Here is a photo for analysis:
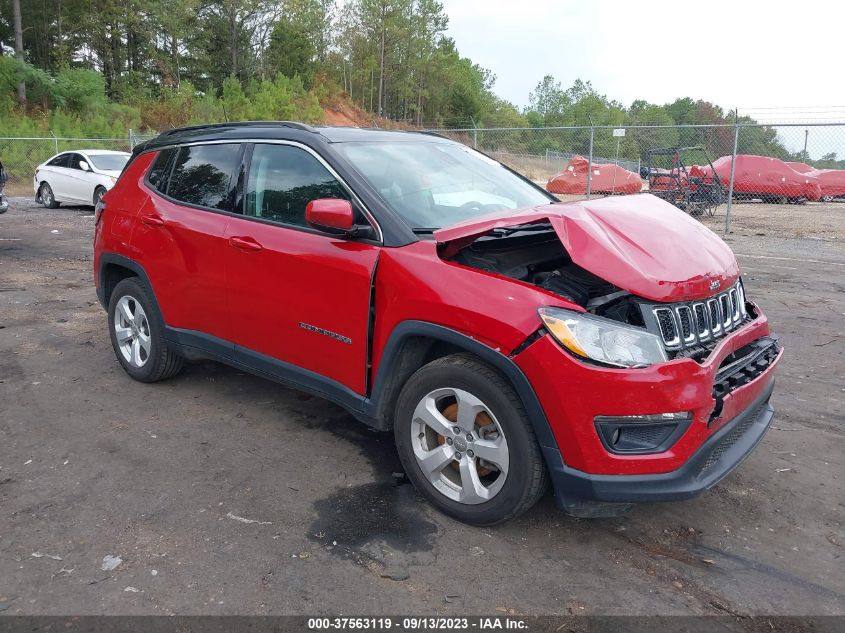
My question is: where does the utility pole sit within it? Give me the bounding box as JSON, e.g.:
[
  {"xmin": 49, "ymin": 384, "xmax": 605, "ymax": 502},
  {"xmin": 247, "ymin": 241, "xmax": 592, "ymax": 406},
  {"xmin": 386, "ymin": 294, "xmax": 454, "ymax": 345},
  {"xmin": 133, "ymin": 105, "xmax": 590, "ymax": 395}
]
[{"xmin": 12, "ymin": 0, "xmax": 26, "ymax": 108}]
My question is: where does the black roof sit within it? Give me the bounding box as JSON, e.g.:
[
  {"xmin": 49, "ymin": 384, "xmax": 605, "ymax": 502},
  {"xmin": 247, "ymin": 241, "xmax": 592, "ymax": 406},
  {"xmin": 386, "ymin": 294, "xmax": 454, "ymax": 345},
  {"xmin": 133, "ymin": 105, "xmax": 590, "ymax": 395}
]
[{"xmin": 136, "ymin": 121, "xmax": 451, "ymax": 153}]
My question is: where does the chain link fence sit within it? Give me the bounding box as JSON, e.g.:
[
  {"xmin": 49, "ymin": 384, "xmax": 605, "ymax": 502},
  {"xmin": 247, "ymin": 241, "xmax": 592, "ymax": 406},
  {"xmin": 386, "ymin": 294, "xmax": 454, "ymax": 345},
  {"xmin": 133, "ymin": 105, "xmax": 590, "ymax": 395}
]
[
  {"xmin": 0, "ymin": 134, "xmax": 136, "ymax": 197},
  {"xmin": 2, "ymin": 123, "xmax": 844, "ymax": 234}
]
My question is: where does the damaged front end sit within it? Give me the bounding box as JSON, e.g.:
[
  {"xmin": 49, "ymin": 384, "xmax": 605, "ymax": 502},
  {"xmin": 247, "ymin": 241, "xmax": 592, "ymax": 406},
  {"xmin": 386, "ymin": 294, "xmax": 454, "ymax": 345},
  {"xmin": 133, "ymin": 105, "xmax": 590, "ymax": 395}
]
[{"xmin": 436, "ymin": 194, "xmax": 772, "ymax": 368}]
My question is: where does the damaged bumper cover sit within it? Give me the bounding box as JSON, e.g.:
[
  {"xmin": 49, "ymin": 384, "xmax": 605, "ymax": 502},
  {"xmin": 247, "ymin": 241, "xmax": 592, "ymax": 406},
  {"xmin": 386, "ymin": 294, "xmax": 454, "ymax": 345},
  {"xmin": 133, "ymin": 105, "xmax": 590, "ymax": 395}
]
[
  {"xmin": 542, "ymin": 378, "xmax": 775, "ymax": 505},
  {"xmin": 513, "ymin": 305, "xmax": 782, "ymax": 507}
]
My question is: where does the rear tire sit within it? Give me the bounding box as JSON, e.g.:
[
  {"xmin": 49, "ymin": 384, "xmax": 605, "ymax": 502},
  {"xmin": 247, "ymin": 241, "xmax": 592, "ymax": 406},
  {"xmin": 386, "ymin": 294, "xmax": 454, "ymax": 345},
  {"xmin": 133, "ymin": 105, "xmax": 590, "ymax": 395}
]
[
  {"xmin": 394, "ymin": 353, "xmax": 548, "ymax": 526},
  {"xmin": 39, "ymin": 182, "xmax": 59, "ymax": 208},
  {"xmin": 108, "ymin": 277, "xmax": 183, "ymax": 383}
]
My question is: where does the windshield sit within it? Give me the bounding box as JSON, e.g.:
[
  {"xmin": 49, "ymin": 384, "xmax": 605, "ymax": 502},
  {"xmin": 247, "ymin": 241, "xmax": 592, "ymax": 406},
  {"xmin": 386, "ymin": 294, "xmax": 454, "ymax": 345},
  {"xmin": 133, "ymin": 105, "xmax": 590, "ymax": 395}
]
[
  {"xmin": 87, "ymin": 154, "xmax": 129, "ymax": 171},
  {"xmin": 335, "ymin": 141, "xmax": 553, "ymax": 230}
]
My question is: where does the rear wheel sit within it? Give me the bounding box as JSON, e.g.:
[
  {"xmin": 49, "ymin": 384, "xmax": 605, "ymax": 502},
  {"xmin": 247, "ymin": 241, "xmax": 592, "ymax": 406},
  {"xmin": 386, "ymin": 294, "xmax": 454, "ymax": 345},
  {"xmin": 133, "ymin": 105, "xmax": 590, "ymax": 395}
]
[
  {"xmin": 394, "ymin": 354, "xmax": 548, "ymax": 526},
  {"xmin": 108, "ymin": 277, "xmax": 183, "ymax": 383},
  {"xmin": 39, "ymin": 183, "xmax": 59, "ymax": 208}
]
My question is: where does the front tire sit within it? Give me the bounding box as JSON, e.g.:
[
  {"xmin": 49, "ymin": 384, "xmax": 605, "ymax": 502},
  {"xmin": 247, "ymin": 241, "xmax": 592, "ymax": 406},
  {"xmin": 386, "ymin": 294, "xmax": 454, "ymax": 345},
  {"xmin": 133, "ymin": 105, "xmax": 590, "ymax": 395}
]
[
  {"xmin": 93, "ymin": 186, "xmax": 107, "ymax": 206},
  {"xmin": 394, "ymin": 354, "xmax": 548, "ymax": 526},
  {"xmin": 107, "ymin": 278, "xmax": 183, "ymax": 383},
  {"xmin": 39, "ymin": 182, "xmax": 59, "ymax": 208}
]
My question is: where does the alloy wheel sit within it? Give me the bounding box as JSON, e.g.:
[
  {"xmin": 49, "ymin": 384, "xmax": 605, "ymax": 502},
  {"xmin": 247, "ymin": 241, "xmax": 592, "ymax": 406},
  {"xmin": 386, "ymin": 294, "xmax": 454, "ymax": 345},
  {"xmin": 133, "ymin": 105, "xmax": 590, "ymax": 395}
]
[
  {"xmin": 113, "ymin": 295, "xmax": 152, "ymax": 368},
  {"xmin": 410, "ymin": 387, "xmax": 509, "ymax": 504}
]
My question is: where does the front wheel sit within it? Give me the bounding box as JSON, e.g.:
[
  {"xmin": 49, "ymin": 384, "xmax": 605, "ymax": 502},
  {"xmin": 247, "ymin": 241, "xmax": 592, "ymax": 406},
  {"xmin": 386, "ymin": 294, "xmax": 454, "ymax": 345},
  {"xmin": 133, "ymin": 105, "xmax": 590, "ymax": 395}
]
[
  {"xmin": 394, "ymin": 354, "xmax": 548, "ymax": 526},
  {"xmin": 93, "ymin": 186, "xmax": 107, "ymax": 206}
]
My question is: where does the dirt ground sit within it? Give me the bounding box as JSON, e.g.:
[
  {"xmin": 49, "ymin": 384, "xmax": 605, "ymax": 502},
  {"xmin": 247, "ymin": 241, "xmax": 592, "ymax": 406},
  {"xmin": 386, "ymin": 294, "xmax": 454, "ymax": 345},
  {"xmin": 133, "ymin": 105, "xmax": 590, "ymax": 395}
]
[{"xmin": 0, "ymin": 196, "xmax": 843, "ymax": 616}]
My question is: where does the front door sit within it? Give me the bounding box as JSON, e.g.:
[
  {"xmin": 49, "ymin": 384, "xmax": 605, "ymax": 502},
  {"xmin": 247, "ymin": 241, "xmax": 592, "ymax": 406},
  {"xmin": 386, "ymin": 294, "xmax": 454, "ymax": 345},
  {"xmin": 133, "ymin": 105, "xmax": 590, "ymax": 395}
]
[
  {"xmin": 224, "ymin": 142, "xmax": 380, "ymax": 395},
  {"xmin": 66, "ymin": 153, "xmax": 93, "ymax": 202}
]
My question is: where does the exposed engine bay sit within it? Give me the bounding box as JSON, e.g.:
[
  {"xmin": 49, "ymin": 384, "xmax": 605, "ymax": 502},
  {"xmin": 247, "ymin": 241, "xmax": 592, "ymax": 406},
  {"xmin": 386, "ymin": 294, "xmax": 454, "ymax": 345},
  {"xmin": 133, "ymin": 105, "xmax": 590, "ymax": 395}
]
[
  {"xmin": 442, "ymin": 224, "xmax": 758, "ymax": 364},
  {"xmin": 445, "ymin": 225, "xmax": 645, "ymax": 327}
]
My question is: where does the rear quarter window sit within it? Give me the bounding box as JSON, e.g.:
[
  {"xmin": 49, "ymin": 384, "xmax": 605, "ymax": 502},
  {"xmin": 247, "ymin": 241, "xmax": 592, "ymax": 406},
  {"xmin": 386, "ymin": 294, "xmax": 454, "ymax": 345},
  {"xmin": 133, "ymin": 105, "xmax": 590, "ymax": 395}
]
[
  {"xmin": 167, "ymin": 144, "xmax": 241, "ymax": 211},
  {"xmin": 146, "ymin": 148, "xmax": 177, "ymax": 193}
]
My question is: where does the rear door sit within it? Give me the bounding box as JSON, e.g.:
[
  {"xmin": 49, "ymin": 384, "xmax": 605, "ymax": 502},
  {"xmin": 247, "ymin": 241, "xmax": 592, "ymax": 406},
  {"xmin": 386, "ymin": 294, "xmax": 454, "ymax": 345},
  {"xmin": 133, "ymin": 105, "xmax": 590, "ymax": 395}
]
[
  {"xmin": 131, "ymin": 143, "xmax": 243, "ymax": 348},
  {"xmin": 224, "ymin": 142, "xmax": 380, "ymax": 395},
  {"xmin": 40, "ymin": 153, "xmax": 72, "ymax": 200}
]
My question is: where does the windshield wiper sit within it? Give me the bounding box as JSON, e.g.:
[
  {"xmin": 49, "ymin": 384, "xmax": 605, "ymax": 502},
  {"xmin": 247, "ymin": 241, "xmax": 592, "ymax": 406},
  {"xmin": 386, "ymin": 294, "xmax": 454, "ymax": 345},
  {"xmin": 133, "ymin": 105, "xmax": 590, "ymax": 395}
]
[{"xmin": 412, "ymin": 227, "xmax": 439, "ymax": 234}]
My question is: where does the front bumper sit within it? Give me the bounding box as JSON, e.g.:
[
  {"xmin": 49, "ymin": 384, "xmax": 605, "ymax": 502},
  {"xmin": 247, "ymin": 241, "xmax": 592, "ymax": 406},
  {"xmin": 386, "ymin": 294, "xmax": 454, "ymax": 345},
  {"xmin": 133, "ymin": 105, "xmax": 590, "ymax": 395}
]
[
  {"xmin": 541, "ymin": 377, "xmax": 775, "ymax": 504},
  {"xmin": 515, "ymin": 305, "xmax": 781, "ymax": 474},
  {"xmin": 513, "ymin": 304, "xmax": 781, "ymax": 509}
]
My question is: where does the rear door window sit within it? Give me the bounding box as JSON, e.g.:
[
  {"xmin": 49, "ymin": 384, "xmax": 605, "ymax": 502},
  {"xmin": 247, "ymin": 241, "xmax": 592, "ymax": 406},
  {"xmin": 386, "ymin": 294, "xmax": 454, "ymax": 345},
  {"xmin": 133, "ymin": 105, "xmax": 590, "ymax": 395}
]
[
  {"xmin": 147, "ymin": 148, "xmax": 177, "ymax": 193},
  {"xmin": 167, "ymin": 143, "xmax": 242, "ymax": 211},
  {"xmin": 47, "ymin": 154, "xmax": 71, "ymax": 168},
  {"xmin": 245, "ymin": 143, "xmax": 349, "ymax": 227}
]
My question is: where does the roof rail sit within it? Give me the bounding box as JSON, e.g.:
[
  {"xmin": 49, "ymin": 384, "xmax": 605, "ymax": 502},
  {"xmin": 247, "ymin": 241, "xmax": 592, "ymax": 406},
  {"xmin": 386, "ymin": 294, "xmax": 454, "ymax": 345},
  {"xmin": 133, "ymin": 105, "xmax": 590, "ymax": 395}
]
[{"xmin": 159, "ymin": 121, "xmax": 318, "ymax": 136}]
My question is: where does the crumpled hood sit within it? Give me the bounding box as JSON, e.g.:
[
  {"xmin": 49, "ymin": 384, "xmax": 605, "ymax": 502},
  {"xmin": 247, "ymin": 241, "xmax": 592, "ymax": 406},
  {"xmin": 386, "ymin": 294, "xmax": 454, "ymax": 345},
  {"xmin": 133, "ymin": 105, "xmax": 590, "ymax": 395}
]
[{"xmin": 435, "ymin": 194, "xmax": 740, "ymax": 302}]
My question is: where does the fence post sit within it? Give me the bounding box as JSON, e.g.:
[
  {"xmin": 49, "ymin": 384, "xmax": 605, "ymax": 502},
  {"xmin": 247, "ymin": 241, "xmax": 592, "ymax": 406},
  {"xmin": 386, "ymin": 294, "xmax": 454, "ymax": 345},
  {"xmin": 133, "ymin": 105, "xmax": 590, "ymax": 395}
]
[
  {"xmin": 725, "ymin": 123, "xmax": 740, "ymax": 234},
  {"xmin": 50, "ymin": 130, "xmax": 58, "ymax": 155},
  {"xmin": 585, "ymin": 125, "xmax": 595, "ymax": 199},
  {"xmin": 128, "ymin": 128, "xmax": 134, "ymax": 149}
]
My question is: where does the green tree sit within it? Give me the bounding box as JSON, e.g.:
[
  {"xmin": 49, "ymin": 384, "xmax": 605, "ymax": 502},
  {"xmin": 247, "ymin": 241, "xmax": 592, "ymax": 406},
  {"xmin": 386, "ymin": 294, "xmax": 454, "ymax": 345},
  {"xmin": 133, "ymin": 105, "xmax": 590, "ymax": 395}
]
[{"xmin": 266, "ymin": 18, "xmax": 315, "ymax": 83}]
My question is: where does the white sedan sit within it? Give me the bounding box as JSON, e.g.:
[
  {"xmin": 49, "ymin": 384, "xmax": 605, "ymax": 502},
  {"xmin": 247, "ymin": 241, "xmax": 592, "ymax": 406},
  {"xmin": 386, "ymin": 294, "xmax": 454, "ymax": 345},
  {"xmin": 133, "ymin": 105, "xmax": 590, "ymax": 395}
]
[{"xmin": 34, "ymin": 149, "xmax": 130, "ymax": 208}]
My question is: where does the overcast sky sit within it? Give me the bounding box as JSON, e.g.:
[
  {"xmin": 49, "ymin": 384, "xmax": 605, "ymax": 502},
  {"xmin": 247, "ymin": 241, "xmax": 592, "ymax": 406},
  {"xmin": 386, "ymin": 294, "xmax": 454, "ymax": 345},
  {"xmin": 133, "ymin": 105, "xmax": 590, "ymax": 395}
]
[{"xmin": 443, "ymin": 0, "xmax": 845, "ymax": 121}]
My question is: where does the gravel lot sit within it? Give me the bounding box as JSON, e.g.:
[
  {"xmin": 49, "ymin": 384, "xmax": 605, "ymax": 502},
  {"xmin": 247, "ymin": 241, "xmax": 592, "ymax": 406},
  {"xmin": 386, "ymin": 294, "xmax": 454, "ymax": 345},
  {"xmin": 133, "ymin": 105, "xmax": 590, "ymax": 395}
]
[{"xmin": 0, "ymin": 196, "xmax": 843, "ymax": 616}]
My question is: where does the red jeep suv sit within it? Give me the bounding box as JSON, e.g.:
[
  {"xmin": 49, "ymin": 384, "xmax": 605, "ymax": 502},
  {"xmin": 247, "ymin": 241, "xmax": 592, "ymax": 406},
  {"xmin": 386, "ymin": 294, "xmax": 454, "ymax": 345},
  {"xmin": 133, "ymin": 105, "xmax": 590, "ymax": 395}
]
[{"xmin": 93, "ymin": 122, "xmax": 782, "ymax": 525}]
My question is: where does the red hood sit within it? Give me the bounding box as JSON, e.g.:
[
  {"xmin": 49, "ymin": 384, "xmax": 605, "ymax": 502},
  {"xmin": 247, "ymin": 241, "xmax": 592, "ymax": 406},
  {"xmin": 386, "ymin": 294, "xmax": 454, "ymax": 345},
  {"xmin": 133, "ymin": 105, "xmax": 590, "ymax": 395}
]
[{"xmin": 435, "ymin": 194, "xmax": 740, "ymax": 302}]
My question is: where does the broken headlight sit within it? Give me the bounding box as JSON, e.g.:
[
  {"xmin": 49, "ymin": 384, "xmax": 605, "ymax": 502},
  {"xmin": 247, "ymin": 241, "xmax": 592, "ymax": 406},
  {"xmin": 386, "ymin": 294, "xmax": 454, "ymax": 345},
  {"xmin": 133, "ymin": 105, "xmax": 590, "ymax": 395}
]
[{"xmin": 539, "ymin": 307, "xmax": 668, "ymax": 368}]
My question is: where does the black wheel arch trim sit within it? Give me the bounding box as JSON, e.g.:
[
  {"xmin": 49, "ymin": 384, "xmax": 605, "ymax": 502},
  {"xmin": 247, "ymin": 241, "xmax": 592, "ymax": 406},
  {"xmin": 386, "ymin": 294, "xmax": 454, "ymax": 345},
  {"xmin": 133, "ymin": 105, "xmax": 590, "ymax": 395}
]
[
  {"xmin": 365, "ymin": 320, "xmax": 559, "ymax": 450},
  {"xmin": 97, "ymin": 253, "xmax": 164, "ymax": 317}
]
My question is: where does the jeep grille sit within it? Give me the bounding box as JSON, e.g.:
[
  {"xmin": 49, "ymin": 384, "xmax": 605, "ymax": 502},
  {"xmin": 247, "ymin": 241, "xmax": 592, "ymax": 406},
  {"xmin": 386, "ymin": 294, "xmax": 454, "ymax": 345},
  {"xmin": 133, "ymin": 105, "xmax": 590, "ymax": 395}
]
[{"xmin": 642, "ymin": 281, "xmax": 750, "ymax": 355}]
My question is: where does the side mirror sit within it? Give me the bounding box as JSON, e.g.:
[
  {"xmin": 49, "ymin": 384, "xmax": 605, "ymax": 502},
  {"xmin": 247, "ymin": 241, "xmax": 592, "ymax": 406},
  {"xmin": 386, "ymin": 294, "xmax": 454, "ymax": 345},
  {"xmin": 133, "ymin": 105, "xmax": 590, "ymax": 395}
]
[
  {"xmin": 79, "ymin": 160, "xmax": 90, "ymax": 172},
  {"xmin": 305, "ymin": 198, "xmax": 355, "ymax": 234}
]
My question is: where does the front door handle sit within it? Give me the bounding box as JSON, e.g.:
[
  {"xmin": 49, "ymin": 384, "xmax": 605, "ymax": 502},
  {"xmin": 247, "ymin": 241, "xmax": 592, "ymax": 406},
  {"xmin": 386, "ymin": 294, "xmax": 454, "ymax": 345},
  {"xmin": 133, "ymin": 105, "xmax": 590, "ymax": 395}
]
[
  {"xmin": 228, "ymin": 236, "xmax": 263, "ymax": 252},
  {"xmin": 140, "ymin": 214, "xmax": 164, "ymax": 228}
]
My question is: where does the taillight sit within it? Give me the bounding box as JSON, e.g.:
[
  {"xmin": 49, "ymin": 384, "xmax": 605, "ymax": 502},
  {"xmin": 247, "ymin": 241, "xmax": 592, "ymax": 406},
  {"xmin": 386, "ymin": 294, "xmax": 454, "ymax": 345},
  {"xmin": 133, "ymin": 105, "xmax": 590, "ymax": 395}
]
[{"xmin": 94, "ymin": 199, "xmax": 106, "ymax": 225}]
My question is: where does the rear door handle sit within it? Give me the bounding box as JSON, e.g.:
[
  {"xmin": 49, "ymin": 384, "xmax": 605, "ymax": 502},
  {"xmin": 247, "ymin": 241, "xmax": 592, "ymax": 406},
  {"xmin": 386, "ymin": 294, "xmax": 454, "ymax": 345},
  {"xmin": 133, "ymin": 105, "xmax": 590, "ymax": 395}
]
[
  {"xmin": 228, "ymin": 236, "xmax": 263, "ymax": 252},
  {"xmin": 140, "ymin": 214, "xmax": 164, "ymax": 228}
]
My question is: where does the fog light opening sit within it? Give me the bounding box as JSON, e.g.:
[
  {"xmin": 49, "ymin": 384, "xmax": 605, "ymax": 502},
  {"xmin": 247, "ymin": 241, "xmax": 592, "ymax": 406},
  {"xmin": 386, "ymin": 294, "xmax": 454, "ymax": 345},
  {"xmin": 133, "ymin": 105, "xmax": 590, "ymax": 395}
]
[{"xmin": 594, "ymin": 412, "xmax": 693, "ymax": 455}]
